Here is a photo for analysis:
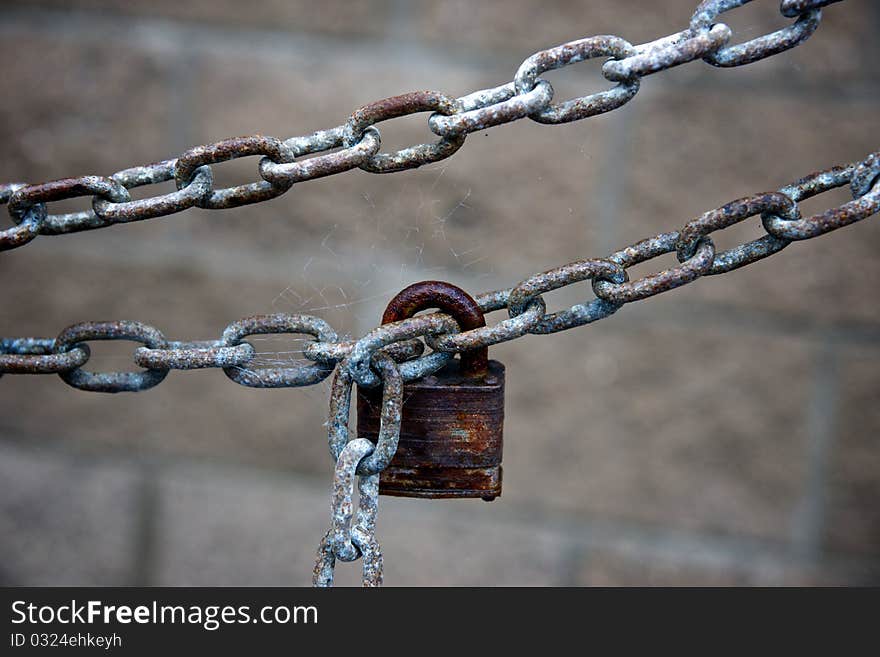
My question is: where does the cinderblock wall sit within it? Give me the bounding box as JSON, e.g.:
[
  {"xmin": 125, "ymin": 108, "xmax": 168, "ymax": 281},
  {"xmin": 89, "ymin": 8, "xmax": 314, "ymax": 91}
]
[{"xmin": 1, "ymin": 0, "xmax": 878, "ymax": 585}]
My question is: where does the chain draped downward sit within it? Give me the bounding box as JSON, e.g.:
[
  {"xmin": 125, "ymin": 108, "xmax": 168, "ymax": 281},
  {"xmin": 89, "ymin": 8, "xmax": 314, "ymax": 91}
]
[
  {"xmin": 2, "ymin": 150, "xmax": 878, "ymax": 393},
  {"xmin": 313, "ymin": 351, "xmax": 404, "ymax": 587},
  {"xmin": 0, "ymin": 0, "xmax": 842, "ymax": 252}
]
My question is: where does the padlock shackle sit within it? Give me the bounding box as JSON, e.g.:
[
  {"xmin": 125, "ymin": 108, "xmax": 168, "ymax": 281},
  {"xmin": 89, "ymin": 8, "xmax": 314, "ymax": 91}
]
[{"xmin": 382, "ymin": 280, "xmax": 488, "ymax": 377}]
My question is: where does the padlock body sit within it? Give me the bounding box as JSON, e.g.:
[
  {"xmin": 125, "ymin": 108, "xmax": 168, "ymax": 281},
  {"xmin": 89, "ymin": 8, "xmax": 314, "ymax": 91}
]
[{"xmin": 356, "ymin": 359, "xmax": 504, "ymax": 500}]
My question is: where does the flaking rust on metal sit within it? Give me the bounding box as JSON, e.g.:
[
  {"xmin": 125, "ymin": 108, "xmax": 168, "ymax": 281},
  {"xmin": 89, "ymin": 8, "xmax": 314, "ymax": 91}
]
[
  {"xmin": 593, "ymin": 231, "xmax": 715, "ymax": 303},
  {"xmin": 502, "ymin": 259, "xmax": 625, "ymax": 335},
  {"xmin": 220, "ymin": 313, "xmax": 337, "ymax": 388},
  {"xmin": 0, "ymin": 338, "xmax": 90, "ymax": 375},
  {"xmin": 604, "ymin": 24, "xmax": 731, "ymax": 80},
  {"xmin": 134, "ymin": 341, "xmax": 255, "ymax": 370},
  {"xmin": 7, "ymin": 175, "xmax": 131, "ymax": 234},
  {"xmin": 691, "ymin": 1, "xmax": 821, "ymax": 68},
  {"xmin": 259, "ymin": 128, "xmax": 381, "ymax": 185},
  {"xmin": 515, "ymin": 35, "xmax": 640, "ymax": 124},
  {"xmin": 358, "ymin": 359, "xmax": 505, "ymax": 500},
  {"xmin": 313, "ymin": 438, "xmax": 384, "ymax": 587},
  {"xmin": 98, "ymin": 162, "xmax": 213, "ymax": 224},
  {"xmin": 676, "ymin": 192, "xmax": 794, "ymax": 274},
  {"xmin": 345, "ymin": 312, "xmax": 459, "ymax": 388},
  {"xmin": 174, "ymin": 135, "xmax": 291, "ymax": 209},
  {"xmin": 507, "ymin": 259, "xmax": 623, "ymax": 318},
  {"xmin": 3, "ymin": 148, "xmax": 879, "ymax": 392},
  {"xmin": 765, "ymin": 186, "xmax": 880, "ymax": 240},
  {"xmin": 327, "ymin": 352, "xmax": 403, "ymax": 476},
  {"xmin": 0, "ymin": 0, "xmax": 841, "ymax": 252},
  {"xmin": 357, "ymin": 281, "xmax": 504, "ymax": 500},
  {"xmin": 429, "ymin": 81, "xmax": 553, "ymax": 137},
  {"xmin": 305, "ymin": 336, "xmax": 424, "ymax": 365},
  {"xmin": 851, "ymin": 152, "xmax": 880, "ymax": 199},
  {"xmin": 428, "ymin": 296, "xmax": 546, "ymax": 352},
  {"xmin": 343, "ymin": 91, "xmax": 465, "ymax": 173},
  {"xmin": 381, "ymin": 280, "xmax": 488, "ymax": 376},
  {"xmin": 766, "ymin": 157, "xmax": 880, "ymax": 240},
  {"xmin": 781, "ymin": 0, "xmax": 842, "ymax": 19},
  {"xmin": 48, "ymin": 320, "xmax": 168, "ymax": 393}
]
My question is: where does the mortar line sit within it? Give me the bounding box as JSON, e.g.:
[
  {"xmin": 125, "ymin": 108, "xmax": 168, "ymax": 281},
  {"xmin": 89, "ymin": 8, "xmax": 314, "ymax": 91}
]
[
  {"xmin": 2, "ymin": 433, "xmax": 875, "ymax": 578},
  {"xmin": 0, "ymin": 6, "xmax": 876, "ymax": 101},
  {"xmin": 167, "ymin": 39, "xmax": 198, "ymax": 248},
  {"xmin": 790, "ymin": 335, "xmax": 840, "ymax": 561},
  {"xmin": 13, "ymin": 229, "xmax": 880, "ymax": 345},
  {"xmin": 129, "ymin": 460, "xmax": 161, "ymax": 586},
  {"xmin": 5, "ymin": 242, "xmax": 880, "ymax": 351}
]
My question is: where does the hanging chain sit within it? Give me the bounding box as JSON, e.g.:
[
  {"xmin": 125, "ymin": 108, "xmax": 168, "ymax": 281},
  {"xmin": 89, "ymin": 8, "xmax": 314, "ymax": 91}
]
[
  {"xmin": 0, "ymin": 0, "xmax": 840, "ymax": 252},
  {"xmin": 313, "ymin": 438, "xmax": 385, "ymax": 587},
  {"xmin": 313, "ymin": 352, "xmax": 403, "ymax": 587},
  {"xmin": 2, "ymin": 149, "xmax": 878, "ymax": 392}
]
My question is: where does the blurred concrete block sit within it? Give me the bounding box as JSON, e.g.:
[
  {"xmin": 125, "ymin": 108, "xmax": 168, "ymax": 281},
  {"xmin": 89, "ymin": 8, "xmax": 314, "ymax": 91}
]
[
  {"xmin": 13, "ymin": 0, "xmax": 394, "ymax": 39},
  {"xmin": 574, "ymin": 547, "xmax": 839, "ymax": 586},
  {"xmin": 0, "ymin": 31, "xmax": 174, "ymax": 183},
  {"xmin": 152, "ymin": 465, "xmax": 330, "ymax": 586},
  {"xmin": 494, "ymin": 320, "xmax": 815, "ymax": 542},
  {"xmin": 411, "ymin": 0, "xmax": 877, "ymax": 79},
  {"xmin": 621, "ymin": 85, "xmax": 880, "ymax": 325},
  {"xmin": 826, "ymin": 346, "xmax": 880, "ymax": 557},
  {"xmin": 0, "ymin": 442, "xmax": 141, "ymax": 585},
  {"xmin": 152, "ymin": 463, "xmax": 571, "ymax": 586},
  {"xmin": 0, "ymin": 0, "xmax": 877, "ymax": 584}
]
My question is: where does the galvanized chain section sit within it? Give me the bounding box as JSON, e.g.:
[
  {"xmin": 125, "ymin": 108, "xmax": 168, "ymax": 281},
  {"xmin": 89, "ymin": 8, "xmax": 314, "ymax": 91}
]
[
  {"xmin": 313, "ymin": 352, "xmax": 404, "ymax": 586},
  {"xmin": 0, "ymin": 0, "xmax": 839, "ymax": 252},
  {"xmin": 313, "ymin": 438, "xmax": 385, "ymax": 587},
  {"xmin": 3, "ymin": 150, "xmax": 878, "ymax": 392}
]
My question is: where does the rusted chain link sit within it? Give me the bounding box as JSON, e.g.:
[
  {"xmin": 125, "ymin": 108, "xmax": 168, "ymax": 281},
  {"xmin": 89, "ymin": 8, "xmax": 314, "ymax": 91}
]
[
  {"xmin": 313, "ymin": 438, "xmax": 384, "ymax": 587},
  {"xmin": 0, "ymin": 0, "xmax": 841, "ymax": 252},
  {"xmin": 314, "ymin": 352, "xmax": 403, "ymax": 587},
  {"xmin": 780, "ymin": 0, "xmax": 842, "ymax": 18},
  {"xmin": 3, "ymin": 150, "xmax": 878, "ymax": 392},
  {"xmin": 329, "ymin": 352, "xmax": 403, "ymax": 476}
]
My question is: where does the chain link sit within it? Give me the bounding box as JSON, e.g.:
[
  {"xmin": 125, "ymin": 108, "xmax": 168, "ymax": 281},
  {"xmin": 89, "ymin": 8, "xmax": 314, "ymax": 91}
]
[
  {"xmin": 328, "ymin": 352, "xmax": 403, "ymax": 476},
  {"xmin": 313, "ymin": 438, "xmax": 384, "ymax": 587},
  {"xmin": 0, "ymin": 338, "xmax": 89, "ymax": 375},
  {"xmin": 343, "ymin": 91, "xmax": 465, "ymax": 173},
  {"xmin": 691, "ymin": 0, "xmax": 822, "ymax": 67},
  {"xmin": 763, "ymin": 161, "xmax": 880, "ymax": 240},
  {"xmin": 53, "ymin": 321, "xmax": 169, "ymax": 393},
  {"xmin": 515, "ymin": 35, "xmax": 640, "ymax": 124},
  {"xmin": 219, "ymin": 314, "xmax": 337, "ymax": 388},
  {"xmin": 592, "ymin": 233, "xmax": 716, "ymax": 303},
  {"xmin": 780, "ymin": 0, "xmax": 842, "ymax": 18},
  {"xmin": 315, "ymin": 352, "xmax": 404, "ymax": 587},
  {"xmin": 0, "ymin": 0, "xmax": 841, "ymax": 252},
  {"xmin": 602, "ymin": 25, "xmax": 732, "ymax": 81},
  {"xmin": 3, "ymin": 150, "xmax": 877, "ymax": 393},
  {"xmin": 96, "ymin": 161, "xmax": 214, "ymax": 224}
]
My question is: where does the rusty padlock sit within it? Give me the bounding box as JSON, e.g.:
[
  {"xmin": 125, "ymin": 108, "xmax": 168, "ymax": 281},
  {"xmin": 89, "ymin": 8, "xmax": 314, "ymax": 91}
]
[{"xmin": 357, "ymin": 281, "xmax": 505, "ymax": 501}]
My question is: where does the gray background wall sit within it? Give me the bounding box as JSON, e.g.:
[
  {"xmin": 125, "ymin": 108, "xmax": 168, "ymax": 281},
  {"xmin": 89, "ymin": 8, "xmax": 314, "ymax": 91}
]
[{"xmin": 0, "ymin": 0, "xmax": 878, "ymax": 585}]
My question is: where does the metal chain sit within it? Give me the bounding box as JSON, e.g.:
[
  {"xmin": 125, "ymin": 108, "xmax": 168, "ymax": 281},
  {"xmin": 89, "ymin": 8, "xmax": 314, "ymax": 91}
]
[
  {"xmin": 314, "ymin": 353, "xmax": 403, "ymax": 587},
  {"xmin": 313, "ymin": 439, "xmax": 385, "ymax": 587},
  {"xmin": 0, "ymin": 0, "xmax": 864, "ymax": 589},
  {"xmin": 0, "ymin": 0, "xmax": 839, "ymax": 252},
  {"xmin": 3, "ymin": 150, "xmax": 878, "ymax": 391}
]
